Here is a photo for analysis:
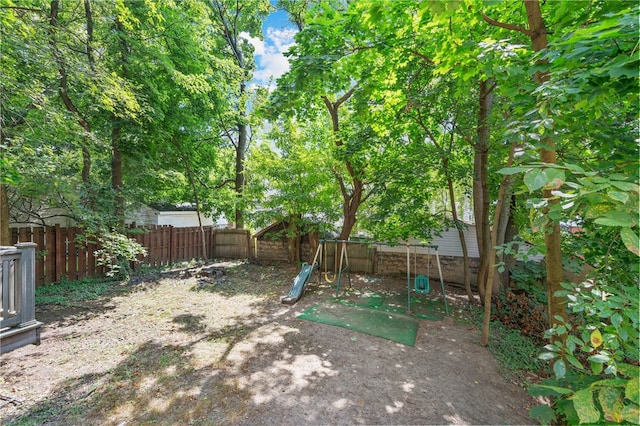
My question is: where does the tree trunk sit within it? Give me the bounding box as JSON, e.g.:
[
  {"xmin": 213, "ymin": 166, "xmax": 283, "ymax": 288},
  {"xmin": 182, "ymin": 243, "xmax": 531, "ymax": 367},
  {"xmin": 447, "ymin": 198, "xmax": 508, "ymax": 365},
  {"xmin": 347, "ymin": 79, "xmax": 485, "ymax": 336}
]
[
  {"xmin": 493, "ymin": 174, "xmax": 514, "ymax": 291},
  {"xmin": 524, "ymin": 0, "xmax": 567, "ymax": 327},
  {"xmin": 323, "ymin": 89, "xmax": 367, "ymax": 241},
  {"xmin": 111, "ymin": 16, "xmax": 128, "ymax": 229},
  {"xmin": 286, "ymin": 217, "xmax": 302, "ymax": 264},
  {"xmin": 474, "ymin": 79, "xmax": 494, "ymax": 303},
  {"xmin": 501, "ymin": 198, "xmax": 519, "ymax": 288},
  {"xmin": 183, "ymin": 148, "xmax": 208, "ymax": 261},
  {"xmin": 481, "ymin": 0, "xmax": 567, "ymax": 328},
  {"xmin": 49, "ymin": 0, "xmax": 93, "ymax": 199},
  {"xmin": 447, "ymin": 175, "xmax": 475, "ymax": 303},
  {"xmin": 111, "ymin": 123, "xmax": 124, "ymax": 227},
  {"xmin": 481, "ymin": 144, "xmax": 517, "ymax": 346},
  {"xmin": 0, "ymin": 185, "xmax": 9, "ymax": 246},
  {"xmin": 339, "ymin": 179, "xmax": 363, "ymax": 240},
  {"xmin": 235, "ymin": 81, "xmax": 247, "ymax": 229},
  {"xmin": 308, "ymin": 230, "xmax": 320, "ymax": 264}
]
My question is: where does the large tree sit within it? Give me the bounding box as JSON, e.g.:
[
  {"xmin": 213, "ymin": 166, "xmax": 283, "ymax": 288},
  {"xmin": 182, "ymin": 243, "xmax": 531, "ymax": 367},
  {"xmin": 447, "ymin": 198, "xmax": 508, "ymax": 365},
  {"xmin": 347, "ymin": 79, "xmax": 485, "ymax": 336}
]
[
  {"xmin": 207, "ymin": 0, "xmax": 271, "ymax": 229},
  {"xmin": 246, "ymin": 117, "xmax": 341, "ymax": 262},
  {"xmin": 1, "ymin": 0, "xmax": 242, "ymax": 242}
]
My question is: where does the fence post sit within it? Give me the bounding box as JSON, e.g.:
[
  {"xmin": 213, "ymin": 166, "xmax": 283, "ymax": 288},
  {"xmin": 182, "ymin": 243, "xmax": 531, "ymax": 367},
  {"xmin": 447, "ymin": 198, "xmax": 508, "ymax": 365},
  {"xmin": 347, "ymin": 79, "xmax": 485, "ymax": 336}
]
[
  {"xmin": 246, "ymin": 230, "xmax": 252, "ymax": 259},
  {"xmin": 16, "ymin": 242, "xmax": 37, "ymax": 326},
  {"xmin": 170, "ymin": 226, "xmax": 176, "ymax": 264},
  {"xmin": 55, "ymin": 224, "xmax": 65, "ymax": 282}
]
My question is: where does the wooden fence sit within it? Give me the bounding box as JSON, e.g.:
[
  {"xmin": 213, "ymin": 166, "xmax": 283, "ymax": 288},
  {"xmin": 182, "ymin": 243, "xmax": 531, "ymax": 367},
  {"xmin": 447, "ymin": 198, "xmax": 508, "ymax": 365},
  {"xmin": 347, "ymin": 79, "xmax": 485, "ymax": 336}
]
[{"xmin": 10, "ymin": 225, "xmax": 251, "ymax": 287}]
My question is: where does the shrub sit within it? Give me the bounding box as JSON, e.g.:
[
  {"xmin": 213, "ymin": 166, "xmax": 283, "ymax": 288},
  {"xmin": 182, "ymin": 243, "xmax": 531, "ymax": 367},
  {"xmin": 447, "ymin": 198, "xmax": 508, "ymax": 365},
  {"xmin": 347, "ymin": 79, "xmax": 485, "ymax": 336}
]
[
  {"xmin": 529, "ymin": 279, "xmax": 640, "ymax": 424},
  {"xmin": 93, "ymin": 231, "xmax": 147, "ymax": 279}
]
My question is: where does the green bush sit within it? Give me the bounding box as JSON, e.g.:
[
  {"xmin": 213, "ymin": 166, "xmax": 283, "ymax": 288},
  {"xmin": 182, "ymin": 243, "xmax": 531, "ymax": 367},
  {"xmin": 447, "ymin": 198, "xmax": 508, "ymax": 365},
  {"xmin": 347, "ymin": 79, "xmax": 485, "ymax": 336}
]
[
  {"xmin": 529, "ymin": 279, "xmax": 640, "ymax": 424},
  {"xmin": 92, "ymin": 231, "xmax": 147, "ymax": 279}
]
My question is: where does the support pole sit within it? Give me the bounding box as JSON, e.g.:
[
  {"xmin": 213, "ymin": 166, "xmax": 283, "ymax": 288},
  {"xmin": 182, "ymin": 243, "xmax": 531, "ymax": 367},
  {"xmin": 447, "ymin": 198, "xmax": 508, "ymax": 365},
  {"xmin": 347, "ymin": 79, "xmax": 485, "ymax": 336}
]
[
  {"xmin": 406, "ymin": 244, "xmax": 411, "ymax": 313},
  {"xmin": 335, "ymin": 241, "xmax": 348, "ymax": 297},
  {"xmin": 311, "ymin": 241, "xmax": 323, "ymax": 284},
  {"xmin": 435, "ymin": 250, "xmax": 449, "ymax": 315}
]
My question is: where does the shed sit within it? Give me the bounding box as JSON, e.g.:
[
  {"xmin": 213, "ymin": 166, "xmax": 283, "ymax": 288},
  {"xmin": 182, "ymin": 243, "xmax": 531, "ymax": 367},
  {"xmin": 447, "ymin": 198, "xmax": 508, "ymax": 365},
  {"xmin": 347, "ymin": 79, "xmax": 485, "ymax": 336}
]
[{"xmin": 253, "ymin": 221, "xmax": 315, "ymax": 262}]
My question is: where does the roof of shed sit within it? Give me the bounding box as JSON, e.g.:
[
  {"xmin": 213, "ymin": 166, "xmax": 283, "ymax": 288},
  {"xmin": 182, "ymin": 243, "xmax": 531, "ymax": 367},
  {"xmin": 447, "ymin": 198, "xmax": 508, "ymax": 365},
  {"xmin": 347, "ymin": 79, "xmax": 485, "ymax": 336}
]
[
  {"xmin": 253, "ymin": 221, "xmax": 289, "ymax": 239},
  {"xmin": 148, "ymin": 202, "xmax": 197, "ymax": 212}
]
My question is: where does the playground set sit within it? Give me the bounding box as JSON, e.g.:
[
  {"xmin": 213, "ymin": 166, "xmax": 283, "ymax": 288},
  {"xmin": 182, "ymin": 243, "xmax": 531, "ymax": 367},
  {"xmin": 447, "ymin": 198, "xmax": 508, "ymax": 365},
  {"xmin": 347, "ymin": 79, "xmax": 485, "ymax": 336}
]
[{"xmin": 282, "ymin": 239, "xmax": 450, "ymax": 346}]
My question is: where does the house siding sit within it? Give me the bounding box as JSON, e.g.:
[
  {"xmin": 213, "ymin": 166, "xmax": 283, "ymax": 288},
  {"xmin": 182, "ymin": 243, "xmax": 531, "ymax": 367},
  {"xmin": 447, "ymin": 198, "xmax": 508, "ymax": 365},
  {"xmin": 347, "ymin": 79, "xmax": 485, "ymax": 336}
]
[
  {"xmin": 128, "ymin": 207, "xmax": 214, "ymax": 228},
  {"xmin": 375, "ymin": 226, "xmax": 480, "ymax": 258}
]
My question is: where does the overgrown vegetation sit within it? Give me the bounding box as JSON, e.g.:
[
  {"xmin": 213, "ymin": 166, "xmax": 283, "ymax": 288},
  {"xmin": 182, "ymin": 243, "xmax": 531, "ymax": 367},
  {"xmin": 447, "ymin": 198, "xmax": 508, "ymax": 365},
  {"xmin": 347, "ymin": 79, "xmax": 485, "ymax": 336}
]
[
  {"xmin": 465, "ymin": 304, "xmax": 548, "ymax": 386},
  {"xmin": 90, "ymin": 231, "xmax": 147, "ymax": 279},
  {"xmin": 35, "ymin": 276, "xmax": 119, "ymax": 306}
]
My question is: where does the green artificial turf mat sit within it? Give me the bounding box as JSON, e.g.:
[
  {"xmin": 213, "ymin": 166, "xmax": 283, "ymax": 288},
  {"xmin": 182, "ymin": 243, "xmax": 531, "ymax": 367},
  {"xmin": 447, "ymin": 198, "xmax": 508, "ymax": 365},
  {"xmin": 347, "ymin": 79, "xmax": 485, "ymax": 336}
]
[
  {"xmin": 298, "ymin": 301, "xmax": 420, "ymax": 346},
  {"xmin": 334, "ymin": 293, "xmax": 445, "ymax": 321}
]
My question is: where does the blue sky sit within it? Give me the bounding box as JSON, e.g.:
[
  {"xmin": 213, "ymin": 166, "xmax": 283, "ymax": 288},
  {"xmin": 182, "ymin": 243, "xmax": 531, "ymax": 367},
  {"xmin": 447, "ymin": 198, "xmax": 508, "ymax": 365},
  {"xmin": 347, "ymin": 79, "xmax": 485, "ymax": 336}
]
[{"xmin": 242, "ymin": 9, "xmax": 298, "ymax": 89}]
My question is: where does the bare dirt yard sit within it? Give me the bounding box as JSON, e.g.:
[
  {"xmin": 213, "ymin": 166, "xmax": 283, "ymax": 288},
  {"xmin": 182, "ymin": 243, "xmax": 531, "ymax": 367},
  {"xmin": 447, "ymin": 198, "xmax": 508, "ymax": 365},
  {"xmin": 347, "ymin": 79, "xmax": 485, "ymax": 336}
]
[{"xmin": 1, "ymin": 260, "xmax": 536, "ymax": 425}]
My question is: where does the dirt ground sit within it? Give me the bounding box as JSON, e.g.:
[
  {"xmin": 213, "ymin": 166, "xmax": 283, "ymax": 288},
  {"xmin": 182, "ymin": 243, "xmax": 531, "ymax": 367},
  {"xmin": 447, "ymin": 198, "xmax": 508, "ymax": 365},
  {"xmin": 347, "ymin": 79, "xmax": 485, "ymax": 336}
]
[{"xmin": 1, "ymin": 260, "xmax": 536, "ymax": 425}]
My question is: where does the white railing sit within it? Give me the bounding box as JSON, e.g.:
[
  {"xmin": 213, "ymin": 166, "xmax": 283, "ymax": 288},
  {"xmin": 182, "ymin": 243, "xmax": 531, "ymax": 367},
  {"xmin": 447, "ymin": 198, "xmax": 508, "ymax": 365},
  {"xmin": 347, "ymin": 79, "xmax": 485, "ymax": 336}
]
[{"xmin": 1, "ymin": 243, "xmax": 42, "ymax": 354}]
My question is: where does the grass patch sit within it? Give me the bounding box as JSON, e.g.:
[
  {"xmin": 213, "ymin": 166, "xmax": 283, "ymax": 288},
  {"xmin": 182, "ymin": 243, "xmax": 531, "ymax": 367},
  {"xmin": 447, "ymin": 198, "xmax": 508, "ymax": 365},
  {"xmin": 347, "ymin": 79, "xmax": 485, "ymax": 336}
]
[
  {"xmin": 486, "ymin": 320, "xmax": 549, "ymax": 383},
  {"xmin": 465, "ymin": 305, "xmax": 548, "ymax": 385},
  {"xmin": 35, "ymin": 276, "xmax": 120, "ymax": 306}
]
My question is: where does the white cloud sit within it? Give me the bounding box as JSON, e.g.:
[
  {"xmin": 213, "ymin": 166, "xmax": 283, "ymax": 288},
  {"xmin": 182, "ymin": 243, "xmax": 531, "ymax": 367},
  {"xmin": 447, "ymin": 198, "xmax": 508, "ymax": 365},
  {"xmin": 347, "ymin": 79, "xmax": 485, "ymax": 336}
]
[
  {"xmin": 240, "ymin": 31, "xmax": 265, "ymax": 56},
  {"xmin": 266, "ymin": 27, "xmax": 297, "ymax": 52},
  {"xmin": 248, "ymin": 27, "xmax": 297, "ymax": 87}
]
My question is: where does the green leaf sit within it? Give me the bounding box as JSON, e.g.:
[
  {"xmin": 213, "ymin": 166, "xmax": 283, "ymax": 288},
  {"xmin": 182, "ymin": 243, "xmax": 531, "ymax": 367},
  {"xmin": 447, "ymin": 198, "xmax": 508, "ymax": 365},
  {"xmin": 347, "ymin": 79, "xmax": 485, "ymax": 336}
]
[
  {"xmin": 620, "ymin": 228, "xmax": 640, "ymax": 256},
  {"xmin": 498, "ymin": 166, "xmax": 526, "ymax": 175},
  {"xmin": 626, "ymin": 375, "xmax": 640, "ymax": 404},
  {"xmin": 566, "ymin": 354, "xmax": 584, "ymax": 370},
  {"xmin": 591, "ymin": 361, "xmax": 604, "ymax": 375},
  {"xmin": 617, "ymin": 364, "xmax": 639, "ymax": 378},
  {"xmin": 599, "ymin": 387, "xmax": 624, "ymax": 423},
  {"xmin": 607, "ymin": 189, "xmax": 630, "ymax": 204},
  {"xmin": 554, "ymin": 359, "xmax": 567, "ymax": 378},
  {"xmin": 529, "ymin": 404, "xmax": 556, "ymax": 425},
  {"xmin": 524, "ymin": 169, "xmax": 547, "ymax": 192},
  {"xmin": 565, "ymin": 163, "xmax": 585, "ymax": 173},
  {"xmin": 591, "ymin": 379, "xmax": 627, "ymax": 388},
  {"xmin": 544, "ymin": 168, "xmax": 566, "ymax": 189},
  {"xmin": 610, "ymin": 312, "xmax": 623, "ymax": 328},
  {"xmin": 571, "ymin": 388, "xmax": 601, "ymax": 424},
  {"xmin": 588, "ymin": 353, "xmax": 610, "ymax": 363},
  {"xmin": 595, "ymin": 214, "xmax": 635, "ymax": 227},
  {"xmin": 607, "ymin": 54, "xmax": 639, "ymax": 78},
  {"xmin": 611, "ymin": 180, "xmax": 640, "ymax": 192},
  {"xmin": 529, "ymin": 384, "xmax": 573, "ymax": 396},
  {"xmin": 622, "ymin": 404, "xmax": 640, "ymax": 424},
  {"xmin": 539, "ymin": 352, "xmax": 557, "ymax": 361}
]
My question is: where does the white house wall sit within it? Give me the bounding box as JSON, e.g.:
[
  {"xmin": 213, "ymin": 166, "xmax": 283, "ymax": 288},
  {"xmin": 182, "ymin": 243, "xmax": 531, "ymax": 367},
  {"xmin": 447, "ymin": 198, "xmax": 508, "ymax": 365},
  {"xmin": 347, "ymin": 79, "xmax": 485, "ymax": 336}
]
[
  {"xmin": 128, "ymin": 205, "xmax": 158, "ymax": 226},
  {"xmin": 156, "ymin": 212, "xmax": 214, "ymax": 228},
  {"xmin": 376, "ymin": 225, "xmax": 480, "ymax": 258}
]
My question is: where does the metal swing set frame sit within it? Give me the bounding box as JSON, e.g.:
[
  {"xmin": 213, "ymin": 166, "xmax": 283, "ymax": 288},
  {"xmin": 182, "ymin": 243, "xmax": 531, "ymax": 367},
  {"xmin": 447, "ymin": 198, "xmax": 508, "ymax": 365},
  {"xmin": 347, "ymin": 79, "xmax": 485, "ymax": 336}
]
[{"xmin": 307, "ymin": 239, "xmax": 449, "ymax": 315}]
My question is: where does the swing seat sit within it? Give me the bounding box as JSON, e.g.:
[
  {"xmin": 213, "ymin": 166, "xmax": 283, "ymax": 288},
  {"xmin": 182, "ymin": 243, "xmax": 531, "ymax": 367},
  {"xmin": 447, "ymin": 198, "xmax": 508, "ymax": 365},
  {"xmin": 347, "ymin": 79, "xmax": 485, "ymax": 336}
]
[
  {"xmin": 324, "ymin": 272, "xmax": 337, "ymax": 283},
  {"xmin": 414, "ymin": 274, "xmax": 430, "ymax": 294}
]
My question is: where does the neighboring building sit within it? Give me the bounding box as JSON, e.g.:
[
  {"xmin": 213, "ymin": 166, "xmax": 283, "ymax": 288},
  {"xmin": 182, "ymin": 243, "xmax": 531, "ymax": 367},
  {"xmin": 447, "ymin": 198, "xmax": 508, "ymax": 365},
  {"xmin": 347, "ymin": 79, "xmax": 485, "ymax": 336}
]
[
  {"xmin": 9, "ymin": 201, "xmax": 227, "ymax": 229},
  {"xmin": 377, "ymin": 225, "xmax": 544, "ymax": 263},
  {"xmin": 376, "ymin": 225, "xmax": 480, "ymax": 258},
  {"xmin": 8, "ymin": 206, "xmax": 76, "ymax": 228},
  {"xmin": 127, "ymin": 203, "xmax": 228, "ymax": 228}
]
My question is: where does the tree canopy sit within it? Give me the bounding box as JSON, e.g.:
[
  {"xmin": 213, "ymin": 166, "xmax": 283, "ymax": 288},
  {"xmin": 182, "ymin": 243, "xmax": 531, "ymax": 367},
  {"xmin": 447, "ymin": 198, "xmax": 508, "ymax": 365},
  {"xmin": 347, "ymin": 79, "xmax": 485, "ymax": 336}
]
[{"xmin": 2, "ymin": 1, "xmax": 638, "ymax": 422}]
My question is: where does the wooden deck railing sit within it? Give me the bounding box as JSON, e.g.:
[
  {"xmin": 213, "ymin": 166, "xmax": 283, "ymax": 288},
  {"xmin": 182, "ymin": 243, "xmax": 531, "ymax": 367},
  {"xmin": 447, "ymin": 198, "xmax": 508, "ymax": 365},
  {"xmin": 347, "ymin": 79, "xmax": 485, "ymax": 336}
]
[{"xmin": 1, "ymin": 243, "xmax": 43, "ymax": 354}]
